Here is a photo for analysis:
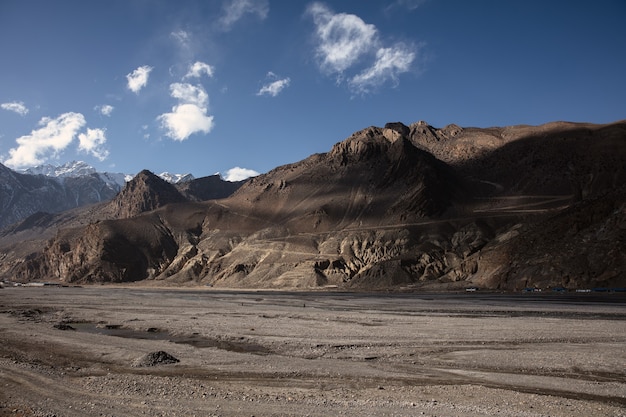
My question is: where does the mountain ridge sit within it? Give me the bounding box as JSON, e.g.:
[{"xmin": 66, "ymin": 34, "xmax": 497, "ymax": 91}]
[
  {"xmin": 1, "ymin": 119, "xmax": 624, "ymax": 291},
  {"xmin": 0, "ymin": 161, "xmax": 243, "ymax": 231}
]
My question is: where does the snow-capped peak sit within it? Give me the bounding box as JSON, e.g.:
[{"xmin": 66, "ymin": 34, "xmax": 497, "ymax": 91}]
[
  {"xmin": 19, "ymin": 161, "xmax": 194, "ymax": 186},
  {"xmin": 158, "ymin": 172, "xmax": 195, "ymax": 184},
  {"xmin": 20, "ymin": 161, "xmax": 128, "ymax": 189},
  {"xmin": 21, "ymin": 161, "xmax": 96, "ymax": 178}
]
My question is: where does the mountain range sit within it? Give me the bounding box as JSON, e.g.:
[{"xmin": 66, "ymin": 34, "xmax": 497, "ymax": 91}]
[
  {"xmin": 1, "ymin": 119, "xmax": 624, "ymax": 291},
  {"xmin": 0, "ymin": 161, "xmax": 209, "ymax": 230}
]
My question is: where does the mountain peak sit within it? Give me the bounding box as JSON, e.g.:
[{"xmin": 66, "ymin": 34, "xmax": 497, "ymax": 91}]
[
  {"xmin": 111, "ymin": 170, "xmax": 187, "ymax": 218},
  {"xmin": 158, "ymin": 172, "xmax": 195, "ymax": 184}
]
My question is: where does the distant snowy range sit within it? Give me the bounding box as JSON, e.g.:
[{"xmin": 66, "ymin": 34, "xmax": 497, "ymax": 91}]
[
  {"xmin": 0, "ymin": 161, "xmax": 198, "ymax": 230},
  {"xmin": 20, "ymin": 160, "xmax": 195, "ymax": 187}
]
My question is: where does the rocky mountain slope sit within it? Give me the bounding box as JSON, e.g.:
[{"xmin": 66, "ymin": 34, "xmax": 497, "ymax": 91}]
[
  {"xmin": 1, "ymin": 120, "xmax": 624, "ymax": 291},
  {"xmin": 0, "ymin": 162, "xmax": 122, "ymax": 230}
]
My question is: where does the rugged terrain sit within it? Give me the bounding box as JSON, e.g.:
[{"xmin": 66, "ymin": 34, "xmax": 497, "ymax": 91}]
[
  {"xmin": 0, "ymin": 162, "xmax": 122, "ymax": 230},
  {"xmin": 1, "ymin": 286, "xmax": 625, "ymax": 417},
  {"xmin": 1, "ymin": 120, "xmax": 625, "ymax": 291}
]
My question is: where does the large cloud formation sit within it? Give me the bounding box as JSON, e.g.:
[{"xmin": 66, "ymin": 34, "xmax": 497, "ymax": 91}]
[
  {"xmin": 3, "ymin": 112, "xmax": 109, "ymax": 168},
  {"xmin": 157, "ymin": 83, "xmax": 214, "ymax": 141},
  {"xmin": 307, "ymin": 2, "xmax": 417, "ymax": 94}
]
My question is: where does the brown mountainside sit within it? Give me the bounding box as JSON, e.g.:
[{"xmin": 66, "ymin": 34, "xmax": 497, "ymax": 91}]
[
  {"xmin": 1, "ymin": 119, "xmax": 625, "ymax": 291},
  {"xmin": 223, "ymin": 125, "xmax": 463, "ymax": 232},
  {"xmin": 110, "ymin": 170, "xmax": 188, "ymax": 219}
]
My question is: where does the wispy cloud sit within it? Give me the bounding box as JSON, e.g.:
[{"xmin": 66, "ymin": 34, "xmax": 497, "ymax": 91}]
[
  {"xmin": 218, "ymin": 0, "xmax": 269, "ymax": 31},
  {"xmin": 349, "ymin": 44, "xmax": 417, "ymax": 94},
  {"xmin": 222, "ymin": 166, "xmax": 259, "ymax": 181},
  {"xmin": 184, "ymin": 61, "xmax": 214, "ymax": 79},
  {"xmin": 3, "ymin": 112, "xmax": 86, "ymax": 168},
  {"xmin": 157, "ymin": 83, "xmax": 214, "ymax": 141},
  {"xmin": 126, "ymin": 65, "xmax": 153, "ymax": 94},
  {"xmin": 307, "ymin": 2, "xmax": 377, "ymax": 76},
  {"xmin": 307, "ymin": 2, "xmax": 417, "ymax": 94},
  {"xmin": 385, "ymin": 0, "xmax": 428, "ymax": 13},
  {"xmin": 171, "ymin": 30, "xmax": 191, "ymax": 48},
  {"xmin": 257, "ymin": 72, "xmax": 290, "ymax": 97},
  {"xmin": 78, "ymin": 128, "xmax": 109, "ymax": 161},
  {"xmin": 1, "ymin": 101, "xmax": 29, "ymax": 116},
  {"xmin": 95, "ymin": 104, "xmax": 114, "ymax": 117}
]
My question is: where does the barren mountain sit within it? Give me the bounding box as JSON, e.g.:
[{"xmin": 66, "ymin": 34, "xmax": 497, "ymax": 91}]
[
  {"xmin": 1, "ymin": 119, "xmax": 625, "ymax": 291},
  {"xmin": 109, "ymin": 170, "xmax": 188, "ymax": 219}
]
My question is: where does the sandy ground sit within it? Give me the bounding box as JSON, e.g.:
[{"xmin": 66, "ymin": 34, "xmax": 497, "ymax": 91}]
[{"xmin": 0, "ymin": 286, "xmax": 625, "ymax": 417}]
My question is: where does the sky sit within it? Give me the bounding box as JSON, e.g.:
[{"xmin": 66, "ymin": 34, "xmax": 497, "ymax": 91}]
[{"xmin": 1, "ymin": 0, "xmax": 625, "ymax": 181}]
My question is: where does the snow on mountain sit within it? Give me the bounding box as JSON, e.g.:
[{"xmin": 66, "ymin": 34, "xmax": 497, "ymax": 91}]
[
  {"xmin": 1, "ymin": 160, "xmax": 226, "ymax": 230},
  {"xmin": 20, "ymin": 161, "xmax": 130, "ymax": 188},
  {"xmin": 158, "ymin": 172, "xmax": 195, "ymax": 184},
  {"xmin": 19, "ymin": 161, "xmax": 195, "ymax": 187},
  {"xmin": 22, "ymin": 161, "xmax": 96, "ymax": 178}
]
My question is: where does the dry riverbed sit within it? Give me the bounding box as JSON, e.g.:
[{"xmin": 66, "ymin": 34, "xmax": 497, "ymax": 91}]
[{"xmin": 1, "ymin": 286, "xmax": 625, "ymax": 416}]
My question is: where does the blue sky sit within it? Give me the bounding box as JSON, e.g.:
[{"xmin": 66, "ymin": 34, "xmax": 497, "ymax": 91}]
[{"xmin": 1, "ymin": 0, "xmax": 625, "ymax": 180}]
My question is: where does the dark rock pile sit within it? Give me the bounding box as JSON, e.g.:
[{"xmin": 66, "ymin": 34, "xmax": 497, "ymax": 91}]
[{"xmin": 133, "ymin": 351, "xmax": 180, "ymax": 367}]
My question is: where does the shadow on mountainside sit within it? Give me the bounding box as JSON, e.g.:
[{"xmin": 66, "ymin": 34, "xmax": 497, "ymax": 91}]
[{"xmin": 1, "ymin": 120, "xmax": 624, "ymax": 291}]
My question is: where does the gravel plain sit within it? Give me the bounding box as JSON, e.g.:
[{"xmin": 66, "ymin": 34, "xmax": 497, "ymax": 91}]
[{"xmin": 1, "ymin": 286, "xmax": 625, "ymax": 416}]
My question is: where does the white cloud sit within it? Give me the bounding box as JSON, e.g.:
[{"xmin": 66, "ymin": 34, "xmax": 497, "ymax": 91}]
[
  {"xmin": 158, "ymin": 104, "xmax": 214, "ymax": 141},
  {"xmin": 184, "ymin": 61, "xmax": 214, "ymax": 79},
  {"xmin": 219, "ymin": 0, "xmax": 269, "ymax": 30},
  {"xmin": 169, "ymin": 83, "xmax": 208, "ymax": 107},
  {"xmin": 78, "ymin": 128, "xmax": 109, "ymax": 161},
  {"xmin": 222, "ymin": 166, "xmax": 259, "ymax": 181},
  {"xmin": 307, "ymin": 2, "xmax": 377, "ymax": 75},
  {"xmin": 126, "ymin": 65, "xmax": 153, "ymax": 94},
  {"xmin": 307, "ymin": 2, "xmax": 418, "ymax": 94},
  {"xmin": 1, "ymin": 101, "xmax": 29, "ymax": 116},
  {"xmin": 257, "ymin": 72, "xmax": 290, "ymax": 97},
  {"xmin": 157, "ymin": 83, "xmax": 214, "ymax": 141},
  {"xmin": 95, "ymin": 104, "xmax": 114, "ymax": 116},
  {"xmin": 4, "ymin": 112, "xmax": 86, "ymax": 168},
  {"xmin": 349, "ymin": 45, "xmax": 416, "ymax": 94}
]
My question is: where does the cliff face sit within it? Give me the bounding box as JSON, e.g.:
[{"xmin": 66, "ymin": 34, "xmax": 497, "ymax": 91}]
[
  {"xmin": 13, "ymin": 215, "xmax": 179, "ymax": 283},
  {"xmin": 3, "ymin": 120, "xmax": 626, "ymax": 291}
]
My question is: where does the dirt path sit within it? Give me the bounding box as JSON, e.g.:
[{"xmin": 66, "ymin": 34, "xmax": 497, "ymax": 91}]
[{"xmin": 1, "ymin": 287, "xmax": 625, "ymax": 416}]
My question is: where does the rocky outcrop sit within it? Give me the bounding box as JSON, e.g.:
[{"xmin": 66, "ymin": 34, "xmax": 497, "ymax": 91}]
[{"xmin": 14, "ymin": 215, "xmax": 179, "ymax": 283}]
